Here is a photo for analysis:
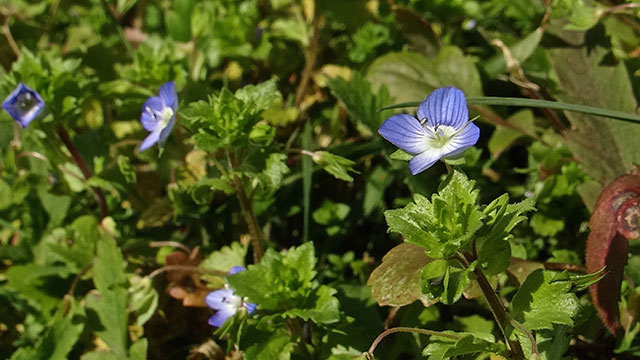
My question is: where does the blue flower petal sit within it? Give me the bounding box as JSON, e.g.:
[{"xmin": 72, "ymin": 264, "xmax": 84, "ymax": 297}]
[
  {"xmin": 441, "ymin": 122, "xmax": 480, "ymax": 158},
  {"xmin": 245, "ymin": 301, "xmax": 257, "ymax": 314},
  {"xmin": 208, "ymin": 307, "xmax": 235, "ymax": 327},
  {"xmin": 142, "ymin": 96, "xmax": 164, "ymax": 116},
  {"xmin": 158, "ymin": 81, "xmax": 177, "ymax": 111},
  {"xmin": 140, "ymin": 111, "xmax": 157, "ymax": 132},
  {"xmin": 408, "ymin": 149, "xmax": 441, "ymax": 175},
  {"xmin": 139, "ymin": 82, "xmax": 178, "ymax": 152},
  {"xmin": 205, "ymin": 288, "xmax": 235, "ymax": 310},
  {"xmin": 139, "ymin": 128, "xmax": 162, "ymax": 152},
  {"xmin": 378, "ymin": 114, "xmax": 430, "ymax": 155},
  {"xmin": 417, "ymin": 87, "xmax": 468, "ymax": 129},
  {"xmin": 228, "ymin": 266, "xmax": 246, "ymax": 275},
  {"xmin": 2, "ymin": 83, "xmax": 45, "ymax": 128}
]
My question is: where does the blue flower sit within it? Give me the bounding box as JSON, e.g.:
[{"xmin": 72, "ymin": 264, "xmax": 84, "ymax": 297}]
[
  {"xmin": 378, "ymin": 87, "xmax": 480, "ymax": 175},
  {"xmin": 205, "ymin": 266, "xmax": 256, "ymax": 327},
  {"xmin": 139, "ymin": 81, "xmax": 177, "ymax": 152},
  {"xmin": 2, "ymin": 82, "xmax": 45, "ymax": 128}
]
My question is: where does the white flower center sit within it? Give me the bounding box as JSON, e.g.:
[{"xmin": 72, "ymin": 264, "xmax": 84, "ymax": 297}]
[
  {"xmin": 222, "ymin": 293, "xmax": 244, "ymax": 309},
  {"xmin": 159, "ymin": 107, "xmax": 174, "ymax": 128},
  {"xmin": 426, "ymin": 124, "xmax": 457, "ymax": 149},
  {"xmin": 17, "ymin": 92, "xmax": 38, "ymax": 113}
]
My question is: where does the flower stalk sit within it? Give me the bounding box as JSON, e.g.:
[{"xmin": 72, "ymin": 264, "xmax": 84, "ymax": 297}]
[
  {"xmin": 56, "ymin": 125, "xmax": 109, "ymax": 219},
  {"xmin": 460, "ymin": 252, "xmax": 526, "ymax": 359},
  {"xmin": 232, "ymin": 174, "xmax": 264, "ymax": 263}
]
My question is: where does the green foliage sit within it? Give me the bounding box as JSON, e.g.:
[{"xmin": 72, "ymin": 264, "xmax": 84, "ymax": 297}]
[
  {"xmin": 422, "ymin": 333, "xmax": 506, "ymax": 360},
  {"xmin": 227, "ymin": 243, "xmax": 340, "ymax": 324},
  {"xmin": 511, "ymin": 269, "xmax": 579, "ymax": 330},
  {"xmin": 384, "ymin": 170, "xmax": 484, "ymax": 259},
  {"xmin": 181, "ymin": 79, "xmax": 278, "ymax": 151},
  {"xmin": 3, "ymin": 0, "xmax": 640, "ymax": 358},
  {"xmin": 328, "ymin": 72, "xmax": 393, "ymax": 136}
]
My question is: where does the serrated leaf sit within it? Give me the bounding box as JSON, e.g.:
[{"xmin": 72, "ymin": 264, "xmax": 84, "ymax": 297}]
[
  {"xmin": 242, "ymin": 328, "xmax": 294, "ymax": 360},
  {"xmin": 226, "ymin": 243, "xmax": 337, "ymax": 322},
  {"xmin": 511, "ymin": 269, "xmax": 579, "ymax": 330},
  {"xmin": 260, "ymin": 153, "xmax": 290, "ymax": 189},
  {"xmin": 367, "ymin": 243, "xmax": 432, "ymax": 306},
  {"xmin": 10, "ymin": 302, "xmax": 84, "ymax": 360},
  {"xmin": 199, "ymin": 241, "xmax": 248, "ymax": 274},
  {"xmin": 88, "ymin": 231, "xmax": 128, "ymax": 358},
  {"xmin": 384, "ymin": 170, "xmax": 484, "ymax": 258},
  {"xmin": 422, "ymin": 333, "xmax": 505, "ymax": 360},
  {"xmin": 283, "ymin": 285, "xmax": 340, "ymax": 324},
  {"xmin": 476, "ymin": 195, "xmax": 535, "ymax": 275}
]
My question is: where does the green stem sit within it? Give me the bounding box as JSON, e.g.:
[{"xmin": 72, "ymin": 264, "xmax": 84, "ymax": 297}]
[
  {"xmin": 233, "ymin": 175, "xmax": 264, "ymax": 263},
  {"xmin": 286, "ymin": 318, "xmax": 312, "ymax": 358},
  {"xmin": 365, "ymin": 327, "xmax": 460, "ymax": 360},
  {"xmin": 226, "ymin": 151, "xmax": 264, "ymax": 263},
  {"xmin": 379, "ymin": 97, "xmax": 640, "ymax": 124},
  {"xmin": 459, "ymin": 253, "xmax": 525, "ymax": 359}
]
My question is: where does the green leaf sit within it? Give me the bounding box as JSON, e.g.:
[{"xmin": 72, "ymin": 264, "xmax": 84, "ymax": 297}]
[
  {"xmin": 128, "ymin": 275, "xmax": 158, "ymax": 326},
  {"xmin": 529, "ymin": 213, "xmax": 565, "ymax": 237},
  {"xmin": 189, "ymin": 177, "xmax": 233, "ymax": 204},
  {"xmin": 45, "ymin": 216, "xmax": 98, "ymax": 272},
  {"xmin": 483, "ymin": 28, "xmax": 544, "ymax": 79},
  {"xmin": 367, "ymin": 243, "xmax": 432, "ymax": 306},
  {"xmin": 10, "ymin": 303, "xmax": 84, "ymax": 360},
  {"xmin": 283, "ymin": 285, "xmax": 340, "ymax": 324},
  {"xmin": 310, "ymin": 151, "xmax": 358, "ymax": 182},
  {"xmin": 165, "ymin": 0, "xmax": 195, "ymax": 41},
  {"xmin": 242, "ymin": 328, "xmax": 294, "ymax": 360},
  {"xmin": 546, "ymin": 22, "xmax": 640, "ymax": 205},
  {"xmin": 363, "ymin": 165, "xmax": 393, "ymax": 216},
  {"xmin": 328, "ymin": 72, "xmax": 393, "ymax": 136},
  {"xmin": 487, "ymin": 110, "xmax": 536, "ymax": 158},
  {"xmin": 384, "ymin": 170, "xmax": 484, "ymax": 258},
  {"xmin": 312, "ymin": 200, "xmax": 350, "ymax": 225},
  {"xmin": 367, "ymin": 46, "xmax": 483, "ymax": 105},
  {"xmin": 421, "ymin": 260, "xmax": 476, "ymax": 305},
  {"xmin": 182, "ymin": 79, "xmax": 279, "ymax": 151},
  {"xmin": 199, "ymin": 241, "xmax": 248, "ymax": 275},
  {"xmin": 87, "ymin": 231, "xmax": 128, "ymax": 358},
  {"xmin": 511, "ymin": 269, "xmax": 579, "ymax": 330},
  {"xmin": 235, "ymin": 78, "xmax": 279, "ymax": 114},
  {"xmin": 5, "ymin": 264, "xmax": 73, "ymax": 314},
  {"xmin": 259, "ymin": 153, "xmax": 291, "ymax": 189},
  {"xmin": 476, "ymin": 195, "xmax": 535, "ymax": 275},
  {"xmin": 128, "ymin": 338, "xmax": 148, "ymax": 360},
  {"xmin": 117, "ymin": 156, "xmax": 137, "ymax": 184},
  {"xmin": 227, "ymin": 243, "xmax": 339, "ymax": 323},
  {"xmin": 389, "ymin": 149, "xmax": 413, "ymax": 161},
  {"xmin": 349, "ymin": 22, "xmax": 390, "ymax": 63},
  {"xmin": 422, "ymin": 333, "xmax": 505, "ymax": 360}
]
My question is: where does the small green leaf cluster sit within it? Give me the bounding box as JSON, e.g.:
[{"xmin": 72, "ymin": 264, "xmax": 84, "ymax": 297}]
[
  {"xmin": 224, "ymin": 243, "xmax": 341, "ymax": 357},
  {"xmin": 181, "ymin": 78, "xmax": 278, "ymax": 152}
]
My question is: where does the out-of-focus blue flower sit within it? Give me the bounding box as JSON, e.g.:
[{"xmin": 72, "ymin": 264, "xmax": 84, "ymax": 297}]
[
  {"xmin": 2, "ymin": 82, "xmax": 45, "ymax": 128},
  {"xmin": 139, "ymin": 81, "xmax": 177, "ymax": 152},
  {"xmin": 205, "ymin": 266, "xmax": 256, "ymax": 327},
  {"xmin": 378, "ymin": 87, "xmax": 480, "ymax": 175}
]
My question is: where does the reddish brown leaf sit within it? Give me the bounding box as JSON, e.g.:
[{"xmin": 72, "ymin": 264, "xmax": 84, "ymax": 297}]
[{"xmin": 586, "ymin": 174, "xmax": 640, "ymax": 334}]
